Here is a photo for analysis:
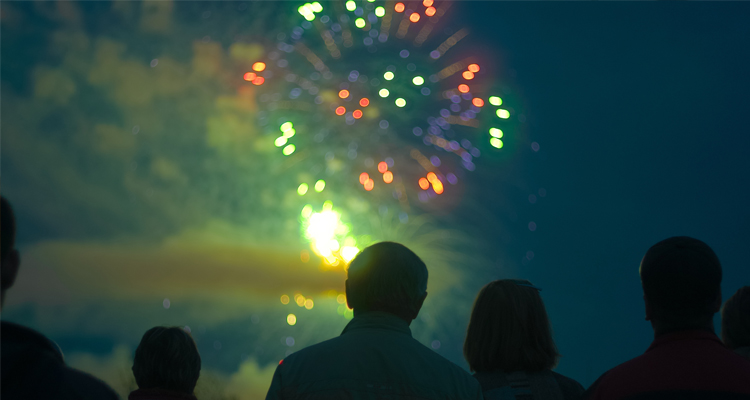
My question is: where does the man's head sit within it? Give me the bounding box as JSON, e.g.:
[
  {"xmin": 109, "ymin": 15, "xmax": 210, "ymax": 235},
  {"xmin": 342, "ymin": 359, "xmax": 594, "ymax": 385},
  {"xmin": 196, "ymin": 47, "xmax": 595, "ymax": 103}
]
[
  {"xmin": 721, "ymin": 286, "xmax": 750, "ymax": 350},
  {"xmin": 1, "ymin": 196, "xmax": 21, "ymax": 307},
  {"xmin": 345, "ymin": 242, "xmax": 428, "ymax": 322},
  {"xmin": 640, "ymin": 236, "xmax": 722, "ymax": 333},
  {"xmin": 132, "ymin": 326, "xmax": 201, "ymax": 394}
]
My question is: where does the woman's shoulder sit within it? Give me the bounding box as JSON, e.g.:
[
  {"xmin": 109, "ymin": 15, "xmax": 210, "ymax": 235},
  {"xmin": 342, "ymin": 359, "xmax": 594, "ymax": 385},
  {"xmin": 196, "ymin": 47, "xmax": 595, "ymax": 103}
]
[{"xmin": 549, "ymin": 371, "xmax": 585, "ymax": 400}]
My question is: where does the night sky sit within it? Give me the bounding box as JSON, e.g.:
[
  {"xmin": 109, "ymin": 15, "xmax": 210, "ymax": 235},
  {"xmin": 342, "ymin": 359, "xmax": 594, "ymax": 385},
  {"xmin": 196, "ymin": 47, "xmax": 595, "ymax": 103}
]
[{"xmin": 2, "ymin": 2, "xmax": 749, "ymax": 398}]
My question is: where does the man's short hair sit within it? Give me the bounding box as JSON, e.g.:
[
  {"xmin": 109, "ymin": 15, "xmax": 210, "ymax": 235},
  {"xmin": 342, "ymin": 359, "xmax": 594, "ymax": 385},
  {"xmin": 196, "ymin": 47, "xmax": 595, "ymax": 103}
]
[
  {"xmin": 1, "ymin": 197, "xmax": 16, "ymax": 262},
  {"xmin": 132, "ymin": 326, "xmax": 201, "ymax": 394},
  {"xmin": 640, "ymin": 236, "xmax": 722, "ymax": 326},
  {"xmin": 721, "ymin": 286, "xmax": 750, "ymax": 349},
  {"xmin": 346, "ymin": 242, "xmax": 428, "ymax": 319}
]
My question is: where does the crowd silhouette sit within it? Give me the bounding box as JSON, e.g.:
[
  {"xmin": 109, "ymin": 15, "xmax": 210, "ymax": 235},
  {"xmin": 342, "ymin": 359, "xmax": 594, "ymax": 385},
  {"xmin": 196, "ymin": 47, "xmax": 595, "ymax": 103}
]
[{"xmin": 1, "ymin": 195, "xmax": 749, "ymax": 399}]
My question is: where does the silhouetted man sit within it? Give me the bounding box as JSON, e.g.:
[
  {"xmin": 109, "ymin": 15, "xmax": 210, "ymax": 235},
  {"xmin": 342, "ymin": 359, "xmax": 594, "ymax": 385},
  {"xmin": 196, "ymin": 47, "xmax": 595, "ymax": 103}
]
[
  {"xmin": 585, "ymin": 236, "xmax": 750, "ymax": 400},
  {"xmin": 1, "ymin": 196, "xmax": 119, "ymax": 399},
  {"xmin": 266, "ymin": 241, "xmax": 483, "ymax": 400}
]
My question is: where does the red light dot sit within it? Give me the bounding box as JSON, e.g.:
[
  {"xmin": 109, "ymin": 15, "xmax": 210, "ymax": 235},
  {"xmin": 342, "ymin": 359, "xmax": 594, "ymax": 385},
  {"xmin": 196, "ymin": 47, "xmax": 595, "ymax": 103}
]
[
  {"xmin": 279, "ymin": 359, "xmax": 284, "ymax": 365},
  {"xmin": 243, "ymin": 72, "xmax": 257, "ymax": 81},
  {"xmin": 353, "ymin": 110, "xmax": 363, "ymax": 119},
  {"xmin": 426, "ymin": 172, "xmax": 438, "ymax": 182},
  {"xmin": 364, "ymin": 179, "xmax": 374, "ymax": 191},
  {"xmin": 468, "ymin": 64, "xmax": 480, "ymax": 73},
  {"xmin": 423, "ymin": 0, "xmax": 433, "ymax": 6},
  {"xmin": 378, "ymin": 161, "xmax": 388, "ymax": 173},
  {"xmin": 418, "ymin": 177, "xmax": 430, "ymax": 190},
  {"xmin": 462, "ymin": 71, "xmax": 475, "ymax": 80},
  {"xmin": 395, "ymin": 2, "xmax": 405, "ymax": 12},
  {"xmin": 338, "ymin": 89, "xmax": 350, "ymax": 99},
  {"xmin": 359, "ymin": 98, "xmax": 370, "ymax": 107},
  {"xmin": 409, "ymin": 12, "xmax": 420, "ymax": 23},
  {"xmin": 252, "ymin": 76, "xmax": 265, "ymax": 85},
  {"xmin": 359, "ymin": 172, "xmax": 370, "ymax": 185},
  {"xmin": 472, "ymin": 98, "xmax": 485, "ymax": 107},
  {"xmin": 335, "ymin": 106, "xmax": 346, "ymax": 116},
  {"xmin": 252, "ymin": 62, "xmax": 266, "ymax": 72},
  {"xmin": 458, "ymin": 84, "xmax": 470, "ymax": 93},
  {"xmin": 425, "ymin": 6, "xmax": 436, "ymax": 16},
  {"xmin": 383, "ymin": 171, "xmax": 394, "ymax": 183}
]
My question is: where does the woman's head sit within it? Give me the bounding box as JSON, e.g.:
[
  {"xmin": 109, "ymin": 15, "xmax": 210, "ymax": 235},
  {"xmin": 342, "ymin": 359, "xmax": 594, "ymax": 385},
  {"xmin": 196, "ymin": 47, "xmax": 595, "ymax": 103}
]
[
  {"xmin": 721, "ymin": 286, "xmax": 750, "ymax": 349},
  {"xmin": 464, "ymin": 279, "xmax": 559, "ymax": 373},
  {"xmin": 132, "ymin": 326, "xmax": 201, "ymax": 394}
]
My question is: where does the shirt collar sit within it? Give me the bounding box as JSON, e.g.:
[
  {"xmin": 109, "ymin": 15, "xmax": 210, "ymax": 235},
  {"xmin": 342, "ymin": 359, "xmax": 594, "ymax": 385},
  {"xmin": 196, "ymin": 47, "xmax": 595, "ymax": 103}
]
[
  {"xmin": 340, "ymin": 311, "xmax": 413, "ymax": 337},
  {"xmin": 647, "ymin": 328, "xmax": 723, "ymax": 352}
]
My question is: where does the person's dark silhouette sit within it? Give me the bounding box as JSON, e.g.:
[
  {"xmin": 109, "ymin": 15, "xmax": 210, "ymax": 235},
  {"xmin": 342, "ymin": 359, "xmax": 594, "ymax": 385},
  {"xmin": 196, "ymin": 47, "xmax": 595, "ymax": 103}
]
[
  {"xmin": 0, "ymin": 196, "xmax": 119, "ymax": 399},
  {"xmin": 721, "ymin": 286, "xmax": 750, "ymax": 361},
  {"xmin": 129, "ymin": 326, "xmax": 201, "ymax": 400},
  {"xmin": 584, "ymin": 236, "xmax": 750, "ymax": 400},
  {"xmin": 464, "ymin": 279, "xmax": 584, "ymax": 400},
  {"xmin": 265, "ymin": 241, "xmax": 483, "ymax": 400}
]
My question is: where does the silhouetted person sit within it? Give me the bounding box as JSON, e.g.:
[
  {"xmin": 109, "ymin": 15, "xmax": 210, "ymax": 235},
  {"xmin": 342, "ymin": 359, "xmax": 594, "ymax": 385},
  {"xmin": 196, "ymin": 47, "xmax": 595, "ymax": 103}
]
[
  {"xmin": 722, "ymin": 286, "xmax": 750, "ymax": 361},
  {"xmin": 0, "ymin": 196, "xmax": 119, "ymax": 399},
  {"xmin": 130, "ymin": 326, "xmax": 201, "ymax": 400},
  {"xmin": 464, "ymin": 279, "xmax": 584, "ymax": 400},
  {"xmin": 265, "ymin": 241, "xmax": 483, "ymax": 399},
  {"xmin": 584, "ymin": 236, "xmax": 750, "ymax": 400}
]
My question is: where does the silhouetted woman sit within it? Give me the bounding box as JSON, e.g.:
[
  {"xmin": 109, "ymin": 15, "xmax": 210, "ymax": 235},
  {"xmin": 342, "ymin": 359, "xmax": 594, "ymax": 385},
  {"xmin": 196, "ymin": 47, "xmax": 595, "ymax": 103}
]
[
  {"xmin": 721, "ymin": 286, "xmax": 750, "ymax": 361},
  {"xmin": 464, "ymin": 279, "xmax": 584, "ymax": 400}
]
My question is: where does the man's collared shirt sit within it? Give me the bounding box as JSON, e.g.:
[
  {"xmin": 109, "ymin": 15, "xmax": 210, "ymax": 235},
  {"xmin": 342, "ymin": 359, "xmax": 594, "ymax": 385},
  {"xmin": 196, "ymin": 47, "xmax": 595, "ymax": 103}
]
[{"xmin": 266, "ymin": 311, "xmax": 483, "ymax": 400}]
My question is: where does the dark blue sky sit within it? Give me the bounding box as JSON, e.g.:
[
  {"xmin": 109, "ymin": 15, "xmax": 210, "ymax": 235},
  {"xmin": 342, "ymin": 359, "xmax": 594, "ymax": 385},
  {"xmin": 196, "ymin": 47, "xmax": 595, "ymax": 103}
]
[{"xmin": 460, "ymin": 2, "xmax": 750, "ymax": 386}]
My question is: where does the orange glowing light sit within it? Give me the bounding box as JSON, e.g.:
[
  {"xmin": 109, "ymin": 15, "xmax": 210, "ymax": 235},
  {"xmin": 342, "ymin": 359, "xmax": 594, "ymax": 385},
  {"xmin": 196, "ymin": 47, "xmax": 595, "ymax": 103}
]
[
  {"xmin": 378, "ymin": 161, "xmax": 388, "ymax": 173},
  {"xmin": 364, "ymin": 179, "xmax": 374, "ymax": 191},
  {"xmin": 335, "ymin": 106, "xmax": 346, "ymax": 116},
  {"xmin": 338, "ymin": 89, "xmax": 350, "ymax": 99},
  {"xmin": 433, "ymin": 180, "xmax": 444, "ymax": 194},
  {"xmin": 252, "ymin": 76, "xmax": 265, "ymax": 85},
  {"xmin": 252, "ymin": 62, "xmax": 266, "ymax": 72},
  {"xmin": 462, "ymin": 71, "xmax": 475, "ymax": 80},
  {"xmin": 383, "ymin": 171, "xmax": 394, "ymax": 183},
  {"xmin": 353, "ymin": 109, "xmax": 363, "ymax": 119},
  {"xmin": 419, "ymin": 177, "xmax": 430, "ymax": 190},
  {"xmin": 409, "ymin": 12, "xmax": 420, "ymax": 23},
  {"xmin": 359, "ymin": 98, "xmax": 370, "ymax": 107},
  {"xmin": 395, "ymin": 2, "xmax": 405, "ymax": 12},
  {"xmin": 472, "ymin": 98, "xmax": 485, "ymax": 107},
  {"xmin": 458, "ymin": 84, "xmax": 470, "ymax": 93},
  {"xmin": 468, "ymin": 64, "xmax": 480, "ymax": 73},
  {"xmin": 425, "ymin": 6, "xmax": 436, "ymax": 16},
  {"xmin": 243, "ymin": 72, "xmax": 257, "ymax": 81},
  {"xmin": 426, "ymin": 172, "xmax": 438, "ymax": 182},
  {"xmin": 359, "ymin": 172, "xmax": 370, "ymax": 185},
  {"xmin": 423, "ymin": 0, "xmax": 433, "ymax": 6}
]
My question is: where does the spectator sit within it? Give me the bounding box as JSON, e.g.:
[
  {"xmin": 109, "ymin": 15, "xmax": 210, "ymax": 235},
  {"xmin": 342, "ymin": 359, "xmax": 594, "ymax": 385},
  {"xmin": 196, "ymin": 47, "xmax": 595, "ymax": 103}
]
[
  {"xmin": 721, "ymin": 286, "xmax": 750, "ymax": 361},
  {"xmin": 464, "ymin": 279, "xmax": 584, "ymax": 400},
  {"xmin": 584, "ymin": 236, "xmax": 750, "ymax": 400},
  {"xmin": 130, "ymin": 326, "xmax": 201, "ymax": 400},
  {"xmin": 0, "ymin": 196, "xmax": 119, "ymax": 400},
  {"xmin": 265, "ymin": 241, "xmax": 483, "ymax": 399}
]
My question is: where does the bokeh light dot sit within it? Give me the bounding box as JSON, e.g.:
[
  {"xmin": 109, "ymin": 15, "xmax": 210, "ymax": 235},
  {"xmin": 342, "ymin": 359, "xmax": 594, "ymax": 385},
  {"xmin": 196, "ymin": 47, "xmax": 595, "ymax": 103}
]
[
  {"xmin": 425, "ymin": 6, "xmax": 436, "ymax": 17},
  {"xmin": 409, "ymin": 13, "xmax": 420, "ymax": 23},
  {"xmin": 395, "ymin": 2, "xmax": 405, "ymax": 12},
  {"xmin": 395, "ymin": 98, "xmax": 406, "ymax": 107},
  {"xmin": 468, "ymin": 64, "xmax": 480, "ymax": 73},
  {"xmin": 462, "ymin": 71, "xmax": 475, "ymax": 80},
  {"xmin": 489, "ymin": 96, "xmax": 502, "ymax": 106},
  {"xmin": 383, "ymin": 71, "xmax": 394, "ymax": 80},
  {"xmin": 379, "ymin": 88, "xmax": 390, "ymax": 97},
  {"xmin": 287, "ymin": 314, "xmax": 297, "ymax": 325},
  {"xmin": 314, "ymin": 179, "xmax": 326, "ymax": 192},
  {"xmin": 359, "ymin": 98, "xmax": 370, "ymax": 107},
  {"xmin": 412, "ymin": 76, "xmax": 424, "ymax": 85},
  {"xmin": 297, "ymin": 183, "xmax": 309, "ymax": 195},
  {"xmin": 458, "ymin": 84, "xmax": 469, "ymax": 93},
  {"xmin": 383, "ymin": 171, "xmax": 393, "ymax": 183},
  {"xmin": 353, "ymin": 109, "xmax": 363, "ymax": 119},
  {"xmin": 375, "ymin": 6, "xmax": 385, "ymax": 17},
  {"xmin": 490, "ymin": 138, "xmax": 504, "ymax": 148},
  {"xmin": 335, "ymin": 106, "xmax": 346, "ymax": 115},
  {"xmin": 418, "ymin": 177, "xmax": 430, "ymax": 190},
  {"xmin": 243, "ymin": 72, "xmax": 257, "ymax": 81},
  {"xmin": 339, "ymin": 89, "xmax": 350, "ymax": 98},
  {"xmin": 359, "ymin": 172, "xmax": 370, "ymax": 184},
  {"xmin": 496, "ymin": 109, "xmax": 510, "ymax": 119},
  {"xmin": 252, "ymin": 62, "xmax": 266, "ymax": 72},
  {"xmin": 283, "ymin": 144, "xmax": 296, "ymax": 155},
  {"xmin": 281, "ymin": 295, "xmax": 290, "ymax": 304},
  {"xmin": 472, "ymin": 98, "xmax": 484, "ymax": 107}
]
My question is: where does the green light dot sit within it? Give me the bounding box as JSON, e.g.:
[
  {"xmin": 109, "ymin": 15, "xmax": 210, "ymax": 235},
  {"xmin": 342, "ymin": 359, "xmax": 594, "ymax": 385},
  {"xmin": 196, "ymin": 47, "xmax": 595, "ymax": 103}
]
[
  {"xmin": 412, "ymin": 76, "xmax": 424, "ymax": 86},
  {"xmin": 395, "ymin": 98, "xmax": 406, "ymax": 107},
  {"xmin": 315, "ymin": 179, "xmax": 326, "ymax": 192},
  {"xmin": 355, "ymin": 18, "xmax": 366, "ymax": 28},
  {"xmin": 322, "ymin": 200, "xmax": 333, "ymax": 210},
  {"xmin": 274, "ymin": 136, "xmax": 288, "ymax": 147},
  {"xmin": 301, "ymin": 204, "xmax": 313, "ymax": 218},
  {"xmin": 297, "ymin": 183, "xmax": 309, "ymax": 196},
  {"xmin": 489, "ymin": 96, "xmax": 502, "ymax": 106},
  {"xmin": 496, "ymin": 109, "xmax": 510, "ymax": 119},
  {"xmin": 311, "ymin": 2, "xmax": 323, "ymax": 12},
  {"xmin": 489, "ymin": 128, "xmax": 503, "ymax": 138},
  {"xmin": 367, "ymin": 0, "xmax": 375, "ymax": 2},
  {"xmin": 280, "ymin": 122, "xmax": 293, "ymax": 132},
  {"xmin": 345, "ymin": 1, "xmax": 356, "ymax": 11},
  {"xmin": 379, "ymin": 88, "xmax": 390, "ymax": 97},
  {"xmin": 490, "ymin": 138, "xmax": 504, "ymax": 148},
  {"xmin": 303, "ymin": 13, "xmax": 315, "ymax": 21},
  {"xmin": 383, "ymin": 71, "xmax": 394, "ymax": 81},
  {"xmin": 283, "ymin": 144, "xmax": 296, "ymax": 155},
  {"xmin": 375, "ymin": 6, "xmax": 385, "ymax": 17},
  {"xmin": 283, "ymin": 128, "xmax": 296, "ymax": 138}
]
